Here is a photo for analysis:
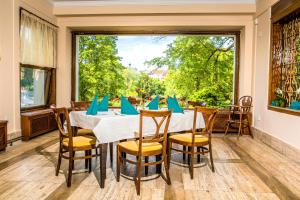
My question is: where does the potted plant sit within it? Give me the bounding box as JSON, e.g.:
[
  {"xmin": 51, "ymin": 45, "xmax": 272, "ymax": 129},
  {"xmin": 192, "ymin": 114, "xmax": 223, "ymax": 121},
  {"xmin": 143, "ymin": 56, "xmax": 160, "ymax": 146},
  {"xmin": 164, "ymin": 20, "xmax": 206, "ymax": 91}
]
[
  {"xmin": 290, "ymin": 88, "xmax": 300, "ymax": 110},
  {"xmin": 271, "ymin": 88, "xmax": 286, "ymax": 107}
]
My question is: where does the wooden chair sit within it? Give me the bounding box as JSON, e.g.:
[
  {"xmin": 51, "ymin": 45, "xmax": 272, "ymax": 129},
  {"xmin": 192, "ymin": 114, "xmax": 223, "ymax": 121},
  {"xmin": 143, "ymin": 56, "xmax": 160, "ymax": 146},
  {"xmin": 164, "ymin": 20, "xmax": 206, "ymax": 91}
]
[
  {"xmin": 224, "ymin": 96, "xmax": 253, "ymax": 139},
  {"xmin": 70, "ymin": 101, "xmax": 114, "ymax": 166},
  {"xmin": 70, "ymin": 101, "xmax": 94, "ymax": 137},
  {"xmin": 187, "ymin": 101, "xmax": 207, "ymax": 108},
  {"xmin": 128, "ymin": 96, "xmax": 141, "ymax": 108},
  {"xmin": 116, "ymin": 110, "xmax": 172, "ymax": 195},
  {"xmin": 53, "ymin": 107, "xmax": 98, "ymax": 187},
  {"xmin": 168, "ymin": 107, "xmax": 218, "ymax": 179}
]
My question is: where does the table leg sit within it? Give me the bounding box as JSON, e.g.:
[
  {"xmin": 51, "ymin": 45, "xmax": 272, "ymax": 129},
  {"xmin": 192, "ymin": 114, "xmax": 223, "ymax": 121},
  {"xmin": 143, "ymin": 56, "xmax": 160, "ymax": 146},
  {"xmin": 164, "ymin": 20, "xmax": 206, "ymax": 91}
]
[
  {"xmin": 109, "ymin": 142, "xmax": 113, "ymax": 167},
  {"xmin": 100, "ymin": 143, "xmax": 108, "ymax": 188},
  {"xmin": 71, "ymin": 126, "xmax": 78, "ymax": 136}
]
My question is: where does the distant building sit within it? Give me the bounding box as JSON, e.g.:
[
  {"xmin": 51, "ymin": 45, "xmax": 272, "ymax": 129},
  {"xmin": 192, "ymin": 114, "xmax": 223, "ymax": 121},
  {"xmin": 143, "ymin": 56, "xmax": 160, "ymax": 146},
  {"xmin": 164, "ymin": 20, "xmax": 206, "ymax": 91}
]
[{"xmin": 149, "ymin": 69, "xmax": 168, "ymax": 80}]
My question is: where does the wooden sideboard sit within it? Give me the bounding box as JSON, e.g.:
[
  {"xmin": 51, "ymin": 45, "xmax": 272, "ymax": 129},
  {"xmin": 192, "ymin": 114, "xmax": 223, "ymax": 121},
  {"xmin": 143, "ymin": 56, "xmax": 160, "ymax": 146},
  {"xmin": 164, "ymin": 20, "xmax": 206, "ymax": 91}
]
[
  {"xmin": 21, "ymin": 109, "xmax": 57, "ymax": 141},
  {"xmin": 0, "ymin": 120, "xmax": 8, "ymax": 151}
]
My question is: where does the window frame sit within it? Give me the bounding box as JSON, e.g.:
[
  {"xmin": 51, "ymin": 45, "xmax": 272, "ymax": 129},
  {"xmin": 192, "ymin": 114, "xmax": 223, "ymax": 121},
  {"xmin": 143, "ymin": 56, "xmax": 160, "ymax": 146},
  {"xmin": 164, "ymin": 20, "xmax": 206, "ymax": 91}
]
[
  {"xmin": 20, "ymin": 64, "xmax": 56, "ymax": 112},
  {"xmin": 268, "ymin": 0, "xmax": 300, "ymax": 117},
  {"xmin": 71, "ymin": 31, "xmax": 240, "ymax": 104}
]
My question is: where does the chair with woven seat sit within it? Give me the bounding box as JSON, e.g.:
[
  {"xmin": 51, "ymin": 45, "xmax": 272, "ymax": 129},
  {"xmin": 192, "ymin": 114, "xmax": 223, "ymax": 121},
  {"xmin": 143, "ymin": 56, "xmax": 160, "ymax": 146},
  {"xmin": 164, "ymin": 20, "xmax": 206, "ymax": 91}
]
[
  {"xmin": 116, "ymin": 110, "xmax": 172, "ymax": 195},
  {"xmin": 168, "ymin": 107, "xmax": 218, "ymax": 179},
  {"xmin": 70, "ymin": 101, "xmax": 94, "ymax": 136},
  {"xmin": 224, "ymin": 96, "xmax": 253, "ymax": 139},
  {"xmin": 53, "ymin": 107, "xmax": 99, "ymax": 187}
]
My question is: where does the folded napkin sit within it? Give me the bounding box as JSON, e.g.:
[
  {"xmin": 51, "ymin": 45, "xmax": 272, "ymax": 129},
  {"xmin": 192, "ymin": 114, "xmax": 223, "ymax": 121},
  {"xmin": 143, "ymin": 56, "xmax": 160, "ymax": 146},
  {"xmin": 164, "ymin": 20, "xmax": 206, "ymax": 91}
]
[
  {"xmin": 86, "ymin": 95, "xmax": 98, "ymax": 115},
  {"xmin": 98, "ymin": 95, "xmax": 109, "ymax": 111},
  {"xmin": 121, "ymin": 96, "xmax": 139, "ymax": 115},
  {"xmin": 167, "ymin": 96, "xmax": 184, "ymax": 113},
  {"xmin": 146, "ymin": 96, "xmax": 159, "ymax": 110}
]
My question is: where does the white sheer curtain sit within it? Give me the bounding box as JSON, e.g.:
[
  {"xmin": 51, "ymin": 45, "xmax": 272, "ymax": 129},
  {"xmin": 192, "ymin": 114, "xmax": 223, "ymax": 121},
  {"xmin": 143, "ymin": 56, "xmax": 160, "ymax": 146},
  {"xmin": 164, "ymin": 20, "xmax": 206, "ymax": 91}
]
[{"xmin": 20, "ymin": 9, "xmax": 57, "ymax": 68}]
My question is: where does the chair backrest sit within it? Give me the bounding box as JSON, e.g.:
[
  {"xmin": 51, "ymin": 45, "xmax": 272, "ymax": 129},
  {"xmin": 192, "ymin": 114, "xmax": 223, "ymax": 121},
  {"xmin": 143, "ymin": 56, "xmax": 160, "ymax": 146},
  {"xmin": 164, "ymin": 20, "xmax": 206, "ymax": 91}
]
[
  {"xmin": 187, "ymin": 101, "xmax": 207, "ymax": 108},
  {"xmin": 128, "ymin": 97, "xmax": 140, "ymax": 108},
  {"xmin": 71, "ymin": 101, "xmax": 91, "ymax": 111},
  {"xmin": 52, "ymin": 107, "xmax": 73, "ymax": 147},
  {"xmin": 138, "ymin": 110, "xmax": 172, "ymax": 155},
  {"xmin": 238, "ymin": 96, "xmax": 252, "ymax": 113},
  {"xmin": 192, "ymin": 107, "xmax": 218, "ymax": 143}
]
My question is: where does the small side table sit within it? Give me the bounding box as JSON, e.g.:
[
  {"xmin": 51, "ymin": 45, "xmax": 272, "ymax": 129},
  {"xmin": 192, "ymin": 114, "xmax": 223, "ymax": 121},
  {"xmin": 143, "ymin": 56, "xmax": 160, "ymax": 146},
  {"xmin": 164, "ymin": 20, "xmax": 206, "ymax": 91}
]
[{"xmin": 0, "ymin": 120, "xmax": 8, "ymax": 151}]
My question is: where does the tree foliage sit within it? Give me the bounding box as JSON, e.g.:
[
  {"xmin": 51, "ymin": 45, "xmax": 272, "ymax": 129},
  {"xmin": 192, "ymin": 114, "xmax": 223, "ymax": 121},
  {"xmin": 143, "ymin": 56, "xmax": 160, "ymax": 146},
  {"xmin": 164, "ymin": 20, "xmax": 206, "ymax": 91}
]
[
  {"xmin": 78, "ymin": 35, "xmax": 234, "ymax": 107},
  {"xmin": 146, "ymin": 36, "xmax": 234, "ymax": 106},
  {"xmin": 78, "ymin": 35, "xmax": 125, "ymax": 100}
]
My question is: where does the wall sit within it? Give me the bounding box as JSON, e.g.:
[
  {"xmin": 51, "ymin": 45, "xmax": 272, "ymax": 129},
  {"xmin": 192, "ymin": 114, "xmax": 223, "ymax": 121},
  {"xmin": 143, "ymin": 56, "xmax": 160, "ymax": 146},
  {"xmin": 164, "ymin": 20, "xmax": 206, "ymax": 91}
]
[
  {"xmin": 253, "ymin": 0, "xmax": 300, "ymax": 149},
  {"xmin": 0, "ymin": 0, "xmax": 56, "ymax": 139}
]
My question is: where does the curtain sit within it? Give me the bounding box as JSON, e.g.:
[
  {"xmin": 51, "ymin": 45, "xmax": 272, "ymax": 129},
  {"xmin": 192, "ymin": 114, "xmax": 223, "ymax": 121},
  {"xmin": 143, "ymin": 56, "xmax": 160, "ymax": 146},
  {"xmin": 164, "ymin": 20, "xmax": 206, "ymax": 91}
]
[{"xmin": 20, "ymin": 9, "xmax": 57, "ymax": 68}]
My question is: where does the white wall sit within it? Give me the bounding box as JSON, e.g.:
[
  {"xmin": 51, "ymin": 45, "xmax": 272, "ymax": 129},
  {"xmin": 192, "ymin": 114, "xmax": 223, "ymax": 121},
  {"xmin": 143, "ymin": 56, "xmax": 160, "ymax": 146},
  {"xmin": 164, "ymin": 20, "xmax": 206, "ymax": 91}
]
[
  {"xmin": 0, "ymin": 0, "xmax": 56, "ymax": 139},
  {"xmin": 253, "ymin": 0, "xmax": 300, "ymax": 149}
]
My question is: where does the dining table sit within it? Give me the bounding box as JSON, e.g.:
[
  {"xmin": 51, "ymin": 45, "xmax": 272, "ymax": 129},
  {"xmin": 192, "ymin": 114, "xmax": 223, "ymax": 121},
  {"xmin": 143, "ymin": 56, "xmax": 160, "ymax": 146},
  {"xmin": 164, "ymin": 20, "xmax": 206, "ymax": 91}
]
[{"xmin": 69, "ymin": 109, "xmax": 205, "ymax": 188}]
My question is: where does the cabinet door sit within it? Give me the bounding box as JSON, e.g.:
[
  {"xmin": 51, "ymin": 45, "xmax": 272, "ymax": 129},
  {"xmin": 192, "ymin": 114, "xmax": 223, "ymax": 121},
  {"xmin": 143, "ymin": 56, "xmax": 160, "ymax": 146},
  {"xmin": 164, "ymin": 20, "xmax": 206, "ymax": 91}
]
[
  {"xmin": 31, "ymin": 115, "xmax": 49, "ymax": 136},
  {"xmin": 0, "ymin": 126, "xmax": 6, "ymax": 149}
]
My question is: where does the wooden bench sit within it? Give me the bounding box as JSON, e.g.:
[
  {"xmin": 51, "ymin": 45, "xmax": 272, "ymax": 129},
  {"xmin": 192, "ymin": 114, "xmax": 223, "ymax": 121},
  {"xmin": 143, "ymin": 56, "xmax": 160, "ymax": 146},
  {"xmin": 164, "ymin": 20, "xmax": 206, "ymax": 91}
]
[{"xmin": 21, "ymin": 109, "xmax": 57, "ymax": 141}]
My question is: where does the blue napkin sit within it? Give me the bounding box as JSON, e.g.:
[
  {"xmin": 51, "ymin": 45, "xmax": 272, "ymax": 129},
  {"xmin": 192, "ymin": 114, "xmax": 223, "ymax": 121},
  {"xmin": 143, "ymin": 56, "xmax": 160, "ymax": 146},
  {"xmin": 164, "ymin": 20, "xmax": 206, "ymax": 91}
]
[
  {"xmin": 121, "ymin": 96, "xmax": 139, "ymax": 115},
  {"xmin": 86, "ymin": 95, "xmax": 98, "ymax": 115},
  {"xmin": 98, "ymin": 95, "xmax": 109, "ymax": 111},
  {"xmin": 146, "ymin": 96, "xmax": 159, "ymax": 110},
  {"xmin": 168, "ymin": 96, "xmax": 184, "ymax": 113}
]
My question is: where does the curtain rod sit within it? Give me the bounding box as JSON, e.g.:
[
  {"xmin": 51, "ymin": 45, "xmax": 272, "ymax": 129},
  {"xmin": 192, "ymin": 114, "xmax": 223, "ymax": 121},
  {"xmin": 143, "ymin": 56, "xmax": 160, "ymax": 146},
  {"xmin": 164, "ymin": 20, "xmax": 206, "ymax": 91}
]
[{"xmin": 20, "ymin": 7, "xmax": 58, "ymax": 28}]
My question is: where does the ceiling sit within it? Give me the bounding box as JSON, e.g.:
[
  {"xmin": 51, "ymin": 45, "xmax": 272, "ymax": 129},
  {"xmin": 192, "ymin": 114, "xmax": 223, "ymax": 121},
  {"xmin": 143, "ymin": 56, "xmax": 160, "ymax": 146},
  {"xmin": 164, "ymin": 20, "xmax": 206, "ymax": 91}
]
[{"xmin": 51, "ymin": 0, "xmax": 256, "ymax": 6}]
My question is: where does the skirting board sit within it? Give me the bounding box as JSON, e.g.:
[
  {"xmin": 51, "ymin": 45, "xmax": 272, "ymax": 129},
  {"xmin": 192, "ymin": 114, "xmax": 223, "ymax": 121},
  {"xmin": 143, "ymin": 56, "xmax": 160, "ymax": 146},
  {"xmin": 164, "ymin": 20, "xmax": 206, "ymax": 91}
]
[
  {"xmin": 7, "ymin": 130, "xmax": 22, "ymax": 142},
  {"xmin": 252, "ymin": 127, "xmax": 300, "ymax": 164}
]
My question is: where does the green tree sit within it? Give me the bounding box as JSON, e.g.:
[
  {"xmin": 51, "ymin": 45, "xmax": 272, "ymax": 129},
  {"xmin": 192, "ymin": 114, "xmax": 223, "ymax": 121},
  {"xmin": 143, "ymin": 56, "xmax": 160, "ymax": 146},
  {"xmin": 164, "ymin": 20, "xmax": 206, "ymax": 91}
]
[
  {"xmin": 146, "ymin": 36, "xmax": 234, "ymax": 106},
  {"xmin": 78, "ymin": 35, "xmax": 125, "ymax": 100},
  {"xmin": 136, "ymin": 72, "xmax": 165, "ymax": 98}
]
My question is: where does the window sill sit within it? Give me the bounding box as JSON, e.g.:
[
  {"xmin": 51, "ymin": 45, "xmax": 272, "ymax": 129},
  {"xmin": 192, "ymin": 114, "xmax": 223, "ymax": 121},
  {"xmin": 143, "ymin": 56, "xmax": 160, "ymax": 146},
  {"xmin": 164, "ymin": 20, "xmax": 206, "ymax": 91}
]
[{"xmin": 268, "ymin": 105, "xmax": 300, "ymax": 117}]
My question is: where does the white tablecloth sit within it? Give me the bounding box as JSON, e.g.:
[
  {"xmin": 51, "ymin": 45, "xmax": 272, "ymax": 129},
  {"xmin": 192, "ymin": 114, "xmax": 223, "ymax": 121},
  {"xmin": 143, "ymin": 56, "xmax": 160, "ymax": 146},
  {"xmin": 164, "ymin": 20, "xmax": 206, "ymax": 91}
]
[{"xmin": 69, "ymin": 109, "xmax": 205, "ymax": 143}]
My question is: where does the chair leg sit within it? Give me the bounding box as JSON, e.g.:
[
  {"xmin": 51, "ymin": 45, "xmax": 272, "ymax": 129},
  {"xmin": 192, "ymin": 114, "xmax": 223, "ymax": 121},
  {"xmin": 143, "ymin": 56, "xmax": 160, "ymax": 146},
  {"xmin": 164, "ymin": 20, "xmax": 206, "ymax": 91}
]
[
  {"xmin": 85, "ymin": 150, "xmax": 88, "ymax": 169},
  {"xmin": 109, "ymin": 142, "xmax": 113, "ymax": 167},
  {"xmin": 72, "ymin": 151, "xmax": 75, "ymax": 170},
  {"xmin": 187, "ymin": 147, "xmax": 191, "ymax": 165},
  {"xmin": 237, "ymin": 115, "xmax": 243, "ymax": 140},
  {"xmin": 197, "ymin": 147, "xmax": 201, "ymax": 163},
  {"xmin": 209, "ymin": 143, "xmax": 215, "ymax": 173},
  {"xmin": 136, "ymin": 156, "xmax": 142, "ymax": 195},
  {"xmin": 247, "ymin": 116, "xmax": 253, "ymax": 138},
  {"xmin": 224, "ymin": 122, "xmax": 230, "ymax": 137},
  {"xmin": 55, "ymin": 148, "xmax": 62, "ymax": 176},
  {"xmin": 163, "ymin": 154, "xmax": 171, "ymax": 185},
  {"xmin": 145, "ymin": 156, "xmax": 149, "ymax": 175},
  {"xmin": 183, "ymin": 145, "xmax": 186, "ymax": 161},
  {"xmin": 190, "ymin": 150, "xmax": 194, "ymax": 179},
  {"xmin": 116, "ymin": 147, "xmax": 121, "ymax": 182},
  {"xmin": 67, "ymin": 152, "xmax": 74, "ymax": 187},
  {"xmin": 167, "ymin": 141, "xmax": 172, "ymax": 169},
  {"xmin": 156, "ymin": 155, "xmax": 162, "ymax": 173},
  {"xmin": 88, "ymin": 150, "xmax": 92, "ymax": 173}
]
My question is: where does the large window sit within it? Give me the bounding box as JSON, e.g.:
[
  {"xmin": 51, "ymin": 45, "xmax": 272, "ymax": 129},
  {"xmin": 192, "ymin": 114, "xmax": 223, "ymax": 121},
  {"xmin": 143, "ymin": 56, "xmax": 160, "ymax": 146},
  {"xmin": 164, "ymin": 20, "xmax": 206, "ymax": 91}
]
[
  {"xmin": 73, "ymin": 34, "xmax": 238, "ymax": 107},
  {"xmin": 20, "ymin": 67, "xmax": 50, "ymax": 108}
]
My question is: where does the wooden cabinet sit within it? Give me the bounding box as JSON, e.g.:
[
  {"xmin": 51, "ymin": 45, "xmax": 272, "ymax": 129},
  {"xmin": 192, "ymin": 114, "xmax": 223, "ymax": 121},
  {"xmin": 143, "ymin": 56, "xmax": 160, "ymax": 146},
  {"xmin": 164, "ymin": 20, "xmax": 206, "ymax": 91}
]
[
  {"xmin": 21, "ymin": 109, "xmax": 57, "ymax": 141},
  {"xmin": 0, "ymin": 121, "xmax": 8, "ymax": 151}
]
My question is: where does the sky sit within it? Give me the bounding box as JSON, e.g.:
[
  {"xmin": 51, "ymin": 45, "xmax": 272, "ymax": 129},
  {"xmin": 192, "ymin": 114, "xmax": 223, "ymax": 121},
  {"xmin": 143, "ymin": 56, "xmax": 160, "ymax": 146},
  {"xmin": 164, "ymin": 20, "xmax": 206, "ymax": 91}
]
[{"xmin": 116, "ymin": 36, "xmax": 176, "ymax": 71}]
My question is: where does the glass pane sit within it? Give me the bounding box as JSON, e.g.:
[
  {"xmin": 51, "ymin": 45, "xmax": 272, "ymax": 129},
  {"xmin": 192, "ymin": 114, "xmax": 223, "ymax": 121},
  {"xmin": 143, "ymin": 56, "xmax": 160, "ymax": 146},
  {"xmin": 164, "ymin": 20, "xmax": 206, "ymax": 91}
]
[
  {"xmin": 21, "ymin": 67, "xmax": 48, "ymax": 108},
  {"xmin": 75, "ymin": 35, "xmax": 235, "ymax": 107}
]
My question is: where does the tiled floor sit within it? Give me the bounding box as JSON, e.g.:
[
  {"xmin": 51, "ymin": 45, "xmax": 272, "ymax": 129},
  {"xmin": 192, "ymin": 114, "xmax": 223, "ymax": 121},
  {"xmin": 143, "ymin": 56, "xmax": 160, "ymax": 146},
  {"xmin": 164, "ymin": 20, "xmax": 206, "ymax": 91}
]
[{"xmin": 0, "ymin": 131, "xmax": 299, "ymax": 200}]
